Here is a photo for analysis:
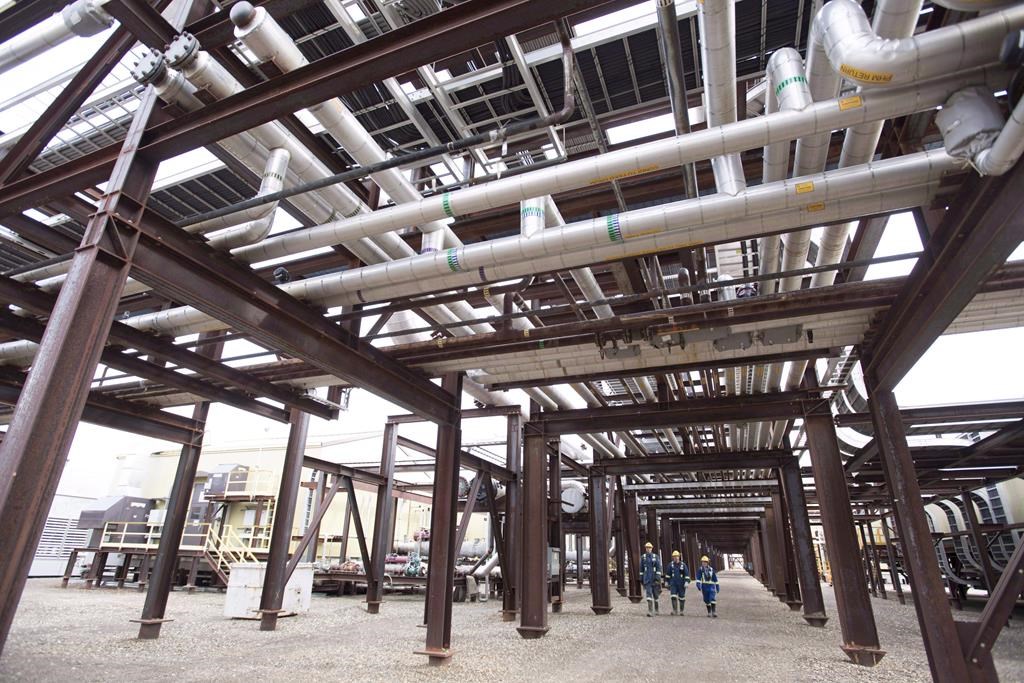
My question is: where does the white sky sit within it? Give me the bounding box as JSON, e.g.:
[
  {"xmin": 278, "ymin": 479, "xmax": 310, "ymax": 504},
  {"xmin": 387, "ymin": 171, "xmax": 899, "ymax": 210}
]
[{"xmin": 2, "ymin": 11, "xmax": 1021, "ymax": 501}]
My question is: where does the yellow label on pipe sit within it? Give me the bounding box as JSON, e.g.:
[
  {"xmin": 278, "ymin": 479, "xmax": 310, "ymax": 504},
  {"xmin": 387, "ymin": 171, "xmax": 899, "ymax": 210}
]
[
  {"xmin": 627, "ymin": 227, "xmax": 664, "ymax": 239},
  {"xmin": 805, "ymin": 202, "xmax": 826, "ymax": 212},
  {"xmin": 839, "ymin": 65, "xmax": 893, "ymax": 84},
  {"xmin": 588, "ymin": 164, "xmax": 660, "ymax": 185},
  {"xmin": 622, "ymin": 239, "xmax": 697, "ymax": 259},
  {"xmin": 838, "ymin": 95, "xmax": 864, "ymax": 111},
  {"xmin": 795, "ymin": 181, "xmax": 815, "ymax": 194}
]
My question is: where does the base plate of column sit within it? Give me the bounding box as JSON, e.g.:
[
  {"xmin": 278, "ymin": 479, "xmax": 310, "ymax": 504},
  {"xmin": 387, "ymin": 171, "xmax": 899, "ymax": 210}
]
[
  {"xmin": 591, "ymin": 605, "xmax": 613, "ymax": 615},
  {"xmin": 842, "ymin": 645, "xmax": 886, "ymax": 667},
  {"xmin": 516, "ymin": 625, "xmax": 550, "ymax": 639},
  {"xmin": 501, "ymin": 609, "xmax": 519, "ymax": 622},
  {"xmin": 130, "ymin": 618, "xmax": 173, "ymax": 640},
  {"xmin": 414, "ymin": 647, "xmax": 454, "ymax": 665},
  {"xmin": 786, "ymin": 600, "xmax": 803, "ymax": 611},
  {"xmin": 803, "ymin": 612, "xmax": 828, "ymax": 627},
  {"xmin": 365, "ymin": 600, "xmax": 382, "ymax": 614},
  {"xmin": 627, "ymin": 595, "xmax": 642, "ymax": 604}
]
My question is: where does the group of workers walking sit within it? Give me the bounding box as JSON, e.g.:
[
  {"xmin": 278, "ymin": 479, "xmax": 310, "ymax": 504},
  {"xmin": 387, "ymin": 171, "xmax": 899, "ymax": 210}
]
[{"xmin": 638, "ymin": 541, "xmax": 719, "ymax": 618}]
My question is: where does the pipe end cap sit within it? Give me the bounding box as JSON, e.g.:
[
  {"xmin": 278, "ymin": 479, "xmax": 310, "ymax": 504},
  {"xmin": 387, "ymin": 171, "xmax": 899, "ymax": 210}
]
[{"xmin": 230, "ymin": 1, "xmax": 257, "ymax": 27}]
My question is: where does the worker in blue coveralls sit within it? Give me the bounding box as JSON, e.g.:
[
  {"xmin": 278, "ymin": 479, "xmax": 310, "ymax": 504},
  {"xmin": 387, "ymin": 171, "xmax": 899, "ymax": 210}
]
[
  {"xmin": 640, "ymin": 541, "xmax": 662, "ymax": 617},
  {"xmin": 665, "ymin": 550, "xmax": 690, "ymax": 615},
  {"xmin": 694, "ymin": 555, "xmax": 720, "ymax": 617}
]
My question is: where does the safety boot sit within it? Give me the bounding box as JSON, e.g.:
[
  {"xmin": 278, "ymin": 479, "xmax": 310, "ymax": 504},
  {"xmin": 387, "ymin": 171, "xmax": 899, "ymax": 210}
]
[
  {"xmin": 712, "ymin": 603, "xmax": 718, "ymax": 618},
  {"xmin": 670, "ymin": 595, "xmax": 679, "ymax": 615},
  {"xmin": 646, "ymin": 597, "xmax": 654, "ymax": 617},
  {"xmin": 679, "ymin": 598, "xmax": 685, "ymax": 615},
  {"xmin": 706, "ymin": 603, "xmax": 712, "ymax": 617},
  {"xmin": 654, "ymin": 598, "xmax": 660, "ymax": 615}
]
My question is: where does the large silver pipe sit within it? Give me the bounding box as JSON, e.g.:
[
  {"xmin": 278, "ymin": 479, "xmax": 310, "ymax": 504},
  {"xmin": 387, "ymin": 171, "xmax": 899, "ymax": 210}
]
[
  {"xmin": 656, "ymin": 0, "xmax": 699, "ymax": 198},
  {"xmin": 0, "ymin": 0, "xmax": 113, "ymax": 77}
]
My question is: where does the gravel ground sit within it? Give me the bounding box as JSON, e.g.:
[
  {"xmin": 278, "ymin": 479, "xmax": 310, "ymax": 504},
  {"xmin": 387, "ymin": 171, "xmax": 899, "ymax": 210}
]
[{"xmin": 2, "ymin": 571, "xmax": 1021, "ymax": 682}]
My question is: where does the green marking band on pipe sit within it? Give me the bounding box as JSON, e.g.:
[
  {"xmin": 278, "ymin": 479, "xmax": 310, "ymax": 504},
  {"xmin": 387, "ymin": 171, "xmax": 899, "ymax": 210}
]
[
  {"xmin": 606, "ymin": 214, "xmax": 623, "ymax": 242},
  {"xmin": 774, "ymin": 75, "xmax": 807, "ymax": 97},
  {"xmin": 442, "ymin": 192, "xmax": 454, "ymax": 218},
  {"xmin": 446, "ymin": 248, "xmax": 460, "ymax": 272}
]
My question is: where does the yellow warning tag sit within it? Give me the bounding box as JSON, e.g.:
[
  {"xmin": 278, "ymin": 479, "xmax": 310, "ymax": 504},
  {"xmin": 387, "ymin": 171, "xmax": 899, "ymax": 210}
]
[
  {"xmin": 805, "ymin": 202, "xmax": 826, "ymax": 212},
  {"xmin": 838, "ymin": 95, "xmax": 864, "ymax": 112},
  {"xmin": 839, "ymin": 64, "xmax": 893, "ymax": 84},
  {"xmin": 795, "ymin": 181, "xmax": 815, "ymax": 194}
]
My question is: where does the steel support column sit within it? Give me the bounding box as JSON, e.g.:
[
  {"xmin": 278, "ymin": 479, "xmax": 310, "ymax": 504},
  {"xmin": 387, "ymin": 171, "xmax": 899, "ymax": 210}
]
[
  {"xmin": 780, "ymin": 460, "xmax": 827, "ymax": 626},
  {"xmin": 259, "ymin": 408, "xmax": 310, "ymax": 631},
  {"xmin": 588, "ymin": 471, "xmax": 613, "ymax": 615},
  {"xmin": 804, "ymin": 368, "xmax": 884, "ymax": 665},
  {"xmin": 620, "ymin": 488, "xmax": 643, "ymax": 603},
  {"xmin": 135, "ymin": 335, "xmax": 221, "ymax": 638},
  {"xmin": 868, "ymin": 385, "xmax": 969, "ymax": 681},
  {"xmin": 773, "ymin": 487, "xmax": 802, "ymax": 611},
  {"xmin": 880, "ymin": 516, "xmax": 906, "ymax": 605},
  {"xmin": 960, "ymin": 492, "xmax": 998, "ymax": 597},
  {"xmin": 547, "ymin": 444, "xmax": 564, "ymax": 612},
  {"xmin": 645, "ymin": 508, "xmax": 659, "ymax": 554},
  {"xmin": 0, "ymin": 1, "xmax": 192, "ymax": 651},
  {"xmin": 517, "ymin": 420, "xmax": 549, "ymax": 638},
  {"xmin": 502, "ymin": 413, "xmax": 522, "ymax": 621},
  {"xmin": 418, "ymin": 373, "xmax": 462, "ymax": 663},
  {"xmin": 858, "ymin": 523, "xmax": 879, "ymax": 597},
  {"xmin": 765, "ymin": 501, "xmax": 787, "ymax": 602},
  {"xmin": 366, "ymin": 422, "xmax": 398, "ymax": 613}
]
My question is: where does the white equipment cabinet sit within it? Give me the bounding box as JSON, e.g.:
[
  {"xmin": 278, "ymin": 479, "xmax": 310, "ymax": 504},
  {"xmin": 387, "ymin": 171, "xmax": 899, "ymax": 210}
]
[{"xmin": 224, "ymin": 562, "xmax": 313, "ymax": 619}]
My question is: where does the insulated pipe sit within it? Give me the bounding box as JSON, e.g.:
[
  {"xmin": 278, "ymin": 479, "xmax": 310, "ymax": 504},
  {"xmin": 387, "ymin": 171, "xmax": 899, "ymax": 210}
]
[
  {"xmin": 656, "ymin": 0, "xmax": 699, "ymax": 198},
  {"xmin": 132, "ymin": 49, "xmax": 391, "ymax": 266},
  {"xmin": 186, "ymin": 147, "xmax": 287, "ymax": 236},
  {"xmin": 0, "ymin": 0, "xmax": 113, "ymax": 77},
  {"xmin": 971, "ymin": 89, "xmax": 1024, "ymax": 176},
  {"xmin": 698, "ymin": 0, "xmax": 746, "ymax": 196},
  {"xmin": 785, "ymin": 0, "xmax": 926, "ymax": 424},
  {"xmin": 206, "ymin": 147, "xmax": 290, "ymax": 250},
  {"xmin": 932, "ymin": 0, "xmax": 1021, "ymax": 9},
  {"xmin": 230, "ymin": 67, "xmax": 1000, "ymax": 266},
  {"xmin": 814, "ymin": 0, "xmax": 1024, "ymax": 89},
  {"xmin": 0, "ymin": 158, "xmax": 944, "ymax": 366},
  {"xmin": 228, "ymin": 5, "xmax": 455, "ymax": 243}
]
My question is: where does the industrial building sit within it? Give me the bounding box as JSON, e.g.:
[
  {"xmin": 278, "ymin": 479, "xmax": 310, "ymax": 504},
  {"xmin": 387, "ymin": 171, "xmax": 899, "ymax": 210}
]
[{"xmin": 0, "ymin": 0, "xmax": 1022, "ymax": 680}]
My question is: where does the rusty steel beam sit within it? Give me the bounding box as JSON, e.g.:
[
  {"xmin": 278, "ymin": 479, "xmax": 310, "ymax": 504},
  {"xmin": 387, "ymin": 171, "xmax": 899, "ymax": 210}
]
[
  {"xmin": 0, "ymin": 0, "xmax": 196, "ymax": 651},
  {"xmin": 864, "ymin": 162, "xmax": 1024, "ymax": 393},
  {"xmin": 418, "ymin": 373, "xmax": 462, "ymax": 665},
  {"xmin": 0, "ymin": 24, "xmax": 140, "ymax": 186},
  {"xmin": 258, "ymin": 407, "xmax": 309, "ymax": 631},
  {"xmin": 289, "ymin": 473, "xmax": 340, "ymax": 575},
  {"xmin": 535, "ymin": 393, "xmax": 808, "ymax": 435},
  {"xmin": 548, "ymin": 445, "xmax": 565, "ymax": 613},
  {"xmin": 0, "ymin": 0, "xmax": 617, "ymax": 214},
  {"xmin": 104, "ymin": 0, "xmax": 179, "ymax": 48},
  {"xmin": 134, "ymin": 334, "xmax": 221, "ymax": 639},
  {"xmin": 120, "ymin": 211, "xmax": 456, "ymax": 424},
  {"xmin": 588, "ymin": 469, "xmax": 613, "ymax": 615},
  {"xmin": 0, "ymin": 374, "xmax": 199, "ymax": 444},
  {"xmin": 366, "ymin": 422, "xmax": 397, "ymax": 613},
  {"xmin": 0, "ymin": 275, "xmax": 334, "ymax": 420},
  {"xmin": 868, "ymin": 386, "xmax": 969, "ymax": 682},
  {"xmin": 835, "ymin": 401, "xmax": 1024, "ymax": 427},
  {"xmin": 0, "ymin": 1, "xmax": 66, "ymax": 44},
  {"xmin": 0, "ymin": 310, "xmax": 288, "ymax": 422},
  {"xmin": 959, "ymin": 540, "xmax": 1024, "ymax": 680},
  {"xmin": 594, "ymin": 451, "xmax": 791, "ymax": 476},
  {"xmin": 517, "ymin": 421, "xmax": 549, "ymax": 637},
  {"xmin": 780, "ymin": 459, "xmax": 828, "ymax": 627},
  {"xmin": 804, "ymin": 368, "xmax": 884, "ymax": 666},
  {"xmin": 502, "ymin": 413, "xmax": 523, "ymax": 621},
  {"xmin": 395, "ymin": 435, "xmax": 515, "ymax": 482},
  {"xmin": 960, "ymin": 492, "xmax": 999, "ymax": 598}
]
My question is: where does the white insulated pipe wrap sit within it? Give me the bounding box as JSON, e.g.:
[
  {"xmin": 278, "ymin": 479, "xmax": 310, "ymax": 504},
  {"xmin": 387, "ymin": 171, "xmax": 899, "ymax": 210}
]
[{"xmin": 234, "ymin": 69, "xmax": 1000, "ymax": 266}]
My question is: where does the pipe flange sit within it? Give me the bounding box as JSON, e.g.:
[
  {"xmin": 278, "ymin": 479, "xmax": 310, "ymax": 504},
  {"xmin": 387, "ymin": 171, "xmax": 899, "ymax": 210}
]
[
  {"xmin": 130, "ymin": 49, "xmax": 167, "ymax": 86},
  {"xmin": 165, "ymin": 32, "xmax": 200, "ymax": 69}
]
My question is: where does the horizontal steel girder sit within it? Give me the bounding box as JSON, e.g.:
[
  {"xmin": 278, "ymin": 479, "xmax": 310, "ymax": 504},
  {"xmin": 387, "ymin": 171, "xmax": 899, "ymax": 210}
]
[
  {"xmin": 535, "ymin": 392, "xmax": 810, "ymax": 434},
  {"xmin": 593, "ymin": 452, "xmax": 794, "ymax": 476}
]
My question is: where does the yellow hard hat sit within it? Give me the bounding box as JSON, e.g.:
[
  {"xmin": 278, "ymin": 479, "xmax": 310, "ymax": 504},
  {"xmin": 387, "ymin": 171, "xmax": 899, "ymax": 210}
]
[
  {"xmin": 672, "ymin": 550, "xmax": 680, "ymax": 557},
  {"xmin": 645, "ymin": 541, "xmax": 654, "ymax": 548},
  {"xmin": 701, "ymin": 555, "xmax": 710, "ymax": 562}
]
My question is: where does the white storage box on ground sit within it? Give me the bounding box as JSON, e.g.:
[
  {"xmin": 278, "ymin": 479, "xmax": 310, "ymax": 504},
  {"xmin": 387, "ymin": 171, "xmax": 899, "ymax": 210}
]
[{"xmin": 224, "ymin": 562, "xmax": 314, "ymax": 619}]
